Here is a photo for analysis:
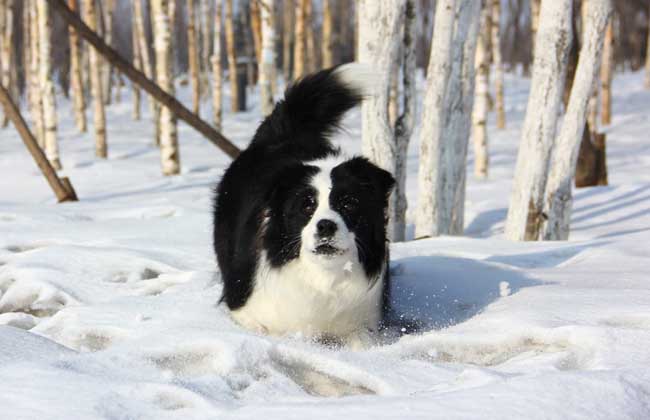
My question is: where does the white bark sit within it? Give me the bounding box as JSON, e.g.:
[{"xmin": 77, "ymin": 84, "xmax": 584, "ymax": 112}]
[
  {"xmin": 542, "ymin": 0, "xmax": 612, "ymax": 241},
  {"xmin": 414, "ymin": 0, "xmax": 456, "ymax": 239},
  {"xmin": 491, "ymin": 0, "xmax": 505, "ymax": 129},
  {"xmin": 152, "ymin": 0, "xmax": 180, "ymax": 175},
  {"xmin": 37, "ymin": 0, "xmax": 60, "ymax": 170},
  {"xmin": 415, "ymin": 0, "xmax": 481, "ymax": 238},
  {"xmin": 472, "ymin": 0, "xmax": 491, "ymax": 180},
  {"xmin": 83, "ymin": 0, "xmax": 107, "ymax": 158},
  {"xmin": 211, "ymin": 0, "xmax": 223, "ymax": 131},
  {"xmin": 28, "ymin": 0, "xmax": 44, "ymax": 148},
  {"xmin": 504, "ymin": 0, "xmax": 573, "ymax": 241},
  {"xmin": 133, "ymin": 0, "xmax": 159, "ymax": 144},
  {"xmin": 68, "ymin": 0, "xmax": 86, "ymax": 132},
  {"xmin": 259, "ymin": 0, "xmax": 275, "ymax": 116},
  {"xmin": 102, "ymin": 0, "xmax": 115, "ymax": 105},
  {"xmin": 187, "ymin": 0, "xmax": 200, "ymax": 114},
  {"xmin": 131, "ymin": 4, "xmax": 142, "ymax": 121},
  {"xmin": 0, "ymin": 0, "xmax": 13, "ymax": 128},
  {"xmin": 357, "ymin": 0, "xmax": 406, "ymax": 240},
  {"xmin": 393, "ymin": 0, "xmax": 416, "ymax": 242}
]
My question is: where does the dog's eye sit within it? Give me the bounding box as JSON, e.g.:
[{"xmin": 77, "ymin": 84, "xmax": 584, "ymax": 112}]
[
  {"xmin": 301, "ymin": 195, "xmax": 316, "ymax": 215},
  {"xmin": 341, "ymin": 196, "xmax": 359, "ymax": 212}
]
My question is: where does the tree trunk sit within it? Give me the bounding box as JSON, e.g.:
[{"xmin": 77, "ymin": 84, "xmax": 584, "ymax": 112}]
[
  {"xmin": 82, "ymin": 0, "xmax": 107, "ymax": 158},
  {"xmin": 68, "ymin": 0, "xmax": 86, "ymax": 132},
  {"xmin": 0, "ymin": 0, "xmax": 14, "ymax": 128},
  {"xmin": 101, "ymin": 0, "xmax": 114, "ymax": 105},
  {"xmin": 392, "ymin": 0, "xmax": 416, "ymax": 242},
  {"xmin": 37, "ymin": 0, "xmax": 60, "ymax": 169},
  {"xmin": 200, "ymin": 0, "xmax": 211, "ymax": 95},
  {"xmin": 132, "ymin": 4, "xmax": 142, "ymax": 121},
  {"xmin": 282, "ymin": 0, "xmax": 294, "ymax": 82},
  {"xmin": 28, "ymin": 0, "xmax": 45, "ymax": 149},
  {"xmin": 304, "ymin": 0, "xmax": 316, "ymax": 72},
  {"xmin": 415, "ymin": 0, "xmax": 456, "ymax": 239},
  {"xmin": 224, "ymin": 0, "xmax": 239, "ymax": 112},
  {"xmin": 293, "ymin": 0, "xmax": 306, "ymax": 79},
  {"xmin": 322, "ymin": 0, "xmax": 333, "ymax": 68},
  {"xmin": 600, "ymin": 19, "xmax": 613, "ymax": 125},
  {"xmin": 133, "ymin": 0, "xmax": 159, "ymax": 144},
  {"xmin": 187, "ymin": 0, "xmax": 201, "ymax": 114},
  {"xmin": 542, "ymin": 0, "xmax": 612, "ymax": 241},
  {"xmin": 358, "ymin": 0, "xmax": 405, "ymax": 240},
  {"xmin": 491, "ymin": 0, "xmax": 505, "ymax": 129},
  {"xmin": 250, "ymin": 0, "xmax": 262, "ymax": 65},
  {"xmin": 259, "ymin": 0, "xmax": 275, "ymax": 116},
  {"xmin": 504, "ymin": 0, "xmax": 572, "ymax": 241},
  {"xmin": 212, "ymin": 0, "xmax": 223, "ymax": 131},
  {"xmin": 473, "ymin": 0, "xmax": 491, "ymax": 180},
  {"xmin": 530, "ymin": 0, "xmax": 541, "ymax": 56},
  {"xmin": 0, "ymin": 85, "xmax": 77, "ymax": 202},
  {"xmin": 151, "ymin": 0, "xmax": 180, "ymax": 175},
  {"xmin": 645, "ymin": 2, "xmax": 650, "ymax": 89}
]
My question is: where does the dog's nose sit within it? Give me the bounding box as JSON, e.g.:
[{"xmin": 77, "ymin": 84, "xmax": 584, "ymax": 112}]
[{"xmin": 316, "ymin": 219, "xmax": 337, "ymax": 237}]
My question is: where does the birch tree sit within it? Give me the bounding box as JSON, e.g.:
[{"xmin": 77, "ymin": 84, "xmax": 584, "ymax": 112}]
[
  {"xmin": 0, "ymin": 0, "xmax": 14, "ymax": 128},
  {"xmin": 473, "ymin": 0, "xmax": 492, "ymax": 180},
  {"xmin": 83, "ymin": 0, "xmax": 107, "ymax": 158},
  {"xmin": 601, "ymin": 19, "xmax": 613, "ymax": 124},
  {"xmin": 37, "ymin": 0, "xmax": 60, "ymax": 169},
  {"xmin": 282, "ymin": 0, "xmax": 294, "ymax": 82},
  {"xmin": 504, "ymin": 0, "xmax": 573, "ymax": 241},
  {"xmin": 259, "ymin": 0, "xmax": 276, "ymax": 116},
  {"xmin": 393, "ymin": 0, "xmax": 416, "ymax": 242},
  {"xmin": 491, "ymin": 0, "xmax": 505, "ymax": 129},
  {"xmin": 542, "ymin": 0, "xmax": 612, "ymax": 240},
  {"xmin": 224, "ymin": 0, "xmax": 239, "ymax": 111},
  {"xmin": 102, "ymin": 0, "xmax": 115, "ymax": 104},
  {"xmin": 293, "ymin": 0, "xmax": 307, "ymax": 79},
  {"xmin": 200, "ymin": 0, "xmax": 212, "ymax": 93},
  {"xmin": 211, "ymin": 0, "xmax": 223, "ymax": 131},
  {"xmin": 530, "ymin": 0, "xmax": 541, "ymax": 55},
  {"xmin": 187, "ymin": 0, "xmax": 200, "ymax": 114},
  {"xmin": 305, "ymin": 0, "xmax": 316, "ymax": 72},
  {"xmin": 68, "ymin": 0, "xmax": 86, "ymax": 132},
  {"xmin": 322, "ymin": 0, "xmax": 333, "ymax": 68},
  {"xmin": 358, "ymin": 0, "xmax": 406, "ymax": 240},
  {"xmin": 152, "ymin": 0, "xmax": 180, "ymax": 175},
  {"xmin": 133, "ymin": 0, "xmax": 159, "ymax": 144},
  {"xmin": 415, "ymin": 0, "xmax": 481, "ymax": 238},
  {"xmin": 250, "ymin": 0, "xmax": 262, "ymax": 65},
  {"xmin": 645, "ymin": 3, "xmax": 650, "ymax": 89},
  {"xmin": 28, "ymin": 0, "xmax": 45, "ymax": 148},
  {"xmin": 132, "ymin": 8, "xmax": 142, "ymax": 121}
]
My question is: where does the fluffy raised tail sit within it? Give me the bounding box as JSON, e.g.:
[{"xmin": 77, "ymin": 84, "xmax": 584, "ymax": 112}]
[{"xmin": 250, "ymin": 63, "xmax": 378, "ymax": 159}]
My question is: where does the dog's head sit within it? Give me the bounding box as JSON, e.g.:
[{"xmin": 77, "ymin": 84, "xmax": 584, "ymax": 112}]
[{"xmin": 263, "ymin": 156, "xmax": 395, "ymax": 278}]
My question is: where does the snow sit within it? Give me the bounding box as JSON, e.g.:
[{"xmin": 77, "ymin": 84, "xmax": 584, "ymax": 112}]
[{"xmin": 1, "ymin": 70, "xmax": 650, "ymax": 419}]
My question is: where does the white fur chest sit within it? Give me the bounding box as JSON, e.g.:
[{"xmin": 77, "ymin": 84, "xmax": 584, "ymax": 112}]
[{"xmin": 230, "ymin": 252, "xmax": 384, "ymax": 340}]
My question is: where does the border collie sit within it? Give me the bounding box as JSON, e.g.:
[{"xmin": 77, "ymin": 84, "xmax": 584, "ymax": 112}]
[{"xmin": 213, "ymin": 64, "xmax": 395, "ymax": 347}]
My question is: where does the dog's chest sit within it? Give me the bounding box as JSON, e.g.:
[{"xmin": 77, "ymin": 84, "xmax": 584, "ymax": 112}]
[{"xmin": 230, "ymin": 254, "xmax": 383, "ymax": 338}]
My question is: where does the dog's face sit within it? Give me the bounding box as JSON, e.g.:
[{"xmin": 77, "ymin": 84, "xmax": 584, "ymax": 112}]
[{"xmin": 264, "ymin": 156, "xmax": 395, "ymax": 279}]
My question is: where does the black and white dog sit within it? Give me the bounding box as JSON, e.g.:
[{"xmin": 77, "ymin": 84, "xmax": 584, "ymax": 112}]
[{"xmin": 213, "ymin": 64, "xmax": 395, "ymax": 346}]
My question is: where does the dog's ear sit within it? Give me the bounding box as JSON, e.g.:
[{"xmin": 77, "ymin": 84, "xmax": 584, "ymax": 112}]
[{"xmin": 338, "ymin": 157, "xmax": 396, "ymax": 200}]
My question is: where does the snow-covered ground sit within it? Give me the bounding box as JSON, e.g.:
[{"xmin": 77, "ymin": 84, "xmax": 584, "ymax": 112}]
[{"xmin": 1, "ymin": 71, "xmax": 650, "ymax": 419}]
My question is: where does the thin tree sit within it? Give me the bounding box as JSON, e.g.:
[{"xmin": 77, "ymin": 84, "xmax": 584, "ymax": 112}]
[
  {"xmin": 322, "ymin": 0, "xmax": 333, "ymax": 68},
  {"xmin": 304, "ymin": 0, "xmax": 316, "ymax": 72},
  {"xmin": 133, "ymin": 0, "xmax": 159, "ymax": 144},
  {"xmin": 211, "ymin": 0, "xmax": 223, "ymax": 131},
  {"xmin": 187, "ymin": 0, "xmax": 201, "ymax": 114},
  {"xmin": 491, "ymin": 0, "xmax": 505, "ymax": 129},
  {"xmin": 68, "ymin": 0, "xmax": 86, "ymax": 132},
  {"xmin": 393, "ymin": 0, "xmax": 416, "ymax": 242},
  {"xmin": 645, "ymin": 2, "xmax": 650, "ymax": 89},
  {"xmin": 224, "ymin": 0, "xmax": 239, "ymax": 112},
  {"xmin": 259, "ymin": 0, "xmax": 275, "ymax": 116},
  {"xmin": 542, "ymin": 0, "xmax": 612, "ymax": 240},
  {"xmin": 102, "ymin": 0, "xmax": 115, "ymax": 105},
  {"xmin": 250, "ymin": 0, "xmax": 262, "ymax": 65},
  {"xmin": 358, "ymin": 0, "xmax": 405, "ymax": 240},
  {"xmin": 37, "ymin": 0, "xmax": 60, "ymax": 169},
  {"xmin": 473, "ymin": 0, "xmax": 492, "ymax": 180},
  {"xmin": 504, "ymin": 0, "xmax": 573, "ymax": 241},
  {"xmin": 601, "ymin": 19, "xmax": 614, "ymax": 124},
  {"xmin": 200, "ymin": 0, "xmax": 211, "ymax": 94},
  {"xmin": 131, "ymin": 5, "xmax": 142, "ymax": 121},
  {"xmin": 82, "ymin": 0, "xmax": 107, "ymax": 158},
  {"xmin": 282, "ymin": 0, "xmax": 294, "ymax": 82},
  {"xmin": 151, "ymin": 0, "xmax": 180, "ymax": 175},
  {"xmin": 293, "ymin": 0, "xmax": 306, "ymax": 79},
  {"xmin": 0, "ymin": 0, "xmax": 14, "ymax": 128},
  {"xmin": 530, "ymin": 0, "xmax": 541, "ymax": 55}
]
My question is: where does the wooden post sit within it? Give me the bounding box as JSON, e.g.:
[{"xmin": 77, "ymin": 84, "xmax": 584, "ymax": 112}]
[{"xmin": 0, "ymin": 85, "xmax": 77, "ymax": 202}]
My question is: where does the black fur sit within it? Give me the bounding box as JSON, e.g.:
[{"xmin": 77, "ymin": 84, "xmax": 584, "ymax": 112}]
[{"xmin": 213, "ymin": 66, "xmax": 395, "ymax": 319}]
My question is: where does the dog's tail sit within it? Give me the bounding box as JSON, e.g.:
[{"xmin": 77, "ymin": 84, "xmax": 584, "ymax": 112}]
[{"xmin": 250, "ymin": 63, "xmax": 378, "ymax": 159}]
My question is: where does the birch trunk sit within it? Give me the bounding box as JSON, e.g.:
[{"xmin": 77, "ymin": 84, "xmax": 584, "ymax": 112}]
[
  {"xmin": 542, "ymin": 0, "xmax": 612, "ymax": 241},
  {"xmin": 473, "ymin": 0, "xmax": 491, "ymax": 180},
  {"xmin": 358, "ymin": 0, "xmax": 405, "ymax": 240},
  {"xmin": 304, "ymin": 0, "xmax": 316, "ymax": 72},
  {"xmin": 259, "ymin": 0, "xmax": 275, "ymax": 116},
  {"xmin": 0, "ymin": 0, "xmax": 13, "ymax": 128},
  {"xmin": 224, "ymin": 0, "xmax": 239, "ymax": 111},
  {"xmin": 68, "ymin": 0, "xmax": 86, "ymax": 132},
  {"xmin": 600, "ymin": 19, "xmax": 613, "ymax": 125},
  {"xmin": 28, "ymin": 0, "xmax": 45, "ymax": 148},
  {"xmin": 102, "ymin": 0, "xmax": 115, "ymax": 105},
  {"xmin": 211, "ymin": 0, "xmax": 223, "ymax": 131},
  {"xmin": 530, "ymin": 0, "xmax": 541, "ymax": 56},
  {"xmin": 83, "ymin": 0, "xmax": 107, "ymax": 158},
  {"xmin": 504, "ymin": 0, "xmax": 572, "ymax": 241},
  {"xmin": 491, "ymin": 0, "xmax": 505, "ymax": 129},
  {"xmin": 282, "ymin": 0, "xmax": 294, "ymax": 82},
  {"xmin": 392, "ymin": 0, "xmax": 416, "ymax": 242},
  {"xmin": 293, "ymin": 0, "xmax": 306, "ymax": 79},
  {"xmin": 645, "ymin": 3, "xmax": 650, "ymax": 89},
  {"xmin": 415, "ymin": 0, "xmax": 456, "ymax": 239},
  {"xmin": 388, "ymin": 58, "xmax": 400, "ymax": 128},
  {"xmin": 200, "ymin": 0, "xmax": 211, "ymax": 94},
  {"xmin": 250, "ymin": 0, "xmax": 262, "ymax": 65},
  {"xmin": 37, "ymin": 0, "xmax": 60, "ymax": 170},
  {"xmin": 322, "ymin": 0, "xmax": 333, "ymax": 68},
  {"xmin": 187, "ymin": 0, "xmax": 200, "ymax": 114},
  {"xmin": 133, "ymin": 0, "xmax": 159, "ymax": 144},
  {"xmin": 441, "ymin": 0, "xmax": 481, "ymax": 235},
  {"xmin": 132, "ymin": 6, "xmax": 142, "ymax": 121},
  {"xmin": 152, "ymin": 0, "xmax": 180, "ymax": 175}
]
